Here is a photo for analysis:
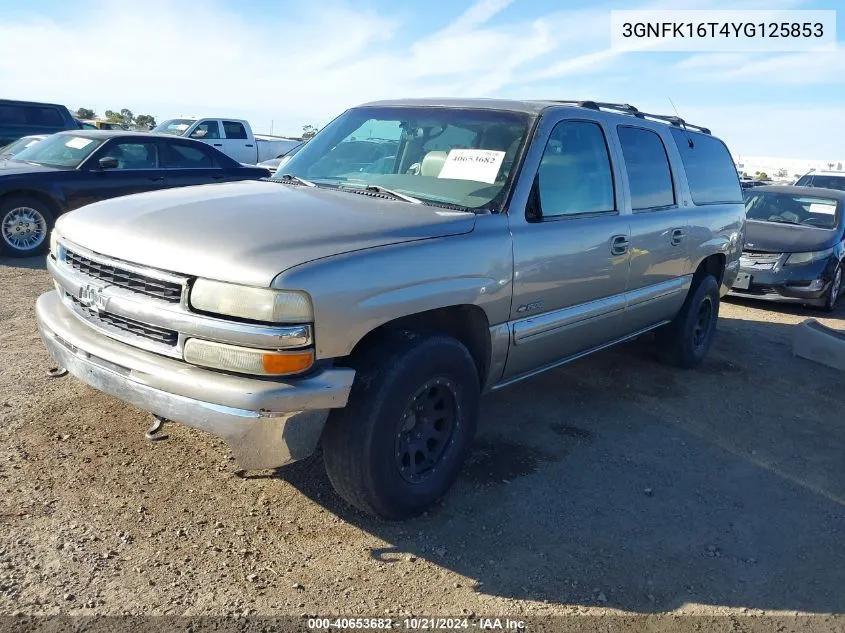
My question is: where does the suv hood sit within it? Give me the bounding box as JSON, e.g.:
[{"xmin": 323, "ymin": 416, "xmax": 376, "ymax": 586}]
[
  {"xmin": 56, "ymin": 180, "xmax": 476, "ymax": 286},
  {"xmin": 744, "ymin": 219, "xmax": 839, "ymax": 253}
]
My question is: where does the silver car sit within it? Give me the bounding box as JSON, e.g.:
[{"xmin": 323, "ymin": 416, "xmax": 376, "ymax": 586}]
[{"xmin": 36, "ymin": 98, "xmax": 744, "ymax": 519}]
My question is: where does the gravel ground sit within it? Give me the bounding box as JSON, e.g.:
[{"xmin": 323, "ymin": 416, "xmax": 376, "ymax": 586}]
[{"xmin": 1, "ymin": 256, "xmax": 844, "ymax": 619}]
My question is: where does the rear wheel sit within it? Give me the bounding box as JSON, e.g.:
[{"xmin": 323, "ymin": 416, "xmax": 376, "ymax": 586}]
[
  {"xmin": 823, "ymin": 265, "xmax": 842, "ymax": 312},
  {"xmin": 0, "ymin": 196, "xmax": 54, "ymax": 258},
  {"xmin": 322, "ymin": 331, "xmax": 480, "ymax": 520},
  {"xmin": 656, "ymin": 274, "xmax": 720, "ymax": 368}
]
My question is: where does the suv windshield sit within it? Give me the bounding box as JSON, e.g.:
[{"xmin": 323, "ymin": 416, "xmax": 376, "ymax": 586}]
[
  {"xmin": 745, "ymin": 191, "xmax": 840, "ymax": 230},
  {"xmin": 12, "ymin": 134, "xmax": 103, "ymax": 168},
  {"xmin": 152, "ymin": 119, "xmax": 195, "ymax": 136},
  {"xmin": 275, "ymin": 106, "xmax": 532, "ymax": 211}
]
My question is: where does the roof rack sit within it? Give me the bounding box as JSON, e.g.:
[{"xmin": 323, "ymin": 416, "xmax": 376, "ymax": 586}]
[{"xmin": 549, "ymin": 100, "xmax": 711, "ymax": 135}]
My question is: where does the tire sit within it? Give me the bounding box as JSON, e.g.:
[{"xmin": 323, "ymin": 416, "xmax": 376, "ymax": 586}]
[
  {"xmin": 822, "ymin": 265, "xmax": 842, "ymax": 313},
  {"xmin": 656, "ymin": 274, "xmax": 720, "ymax": 368},
  {"xmin": 322, "ymin": 331, "xmax": 480, "ymax": 520},
  {"xmin": 0, "ymin": 195, "xmax": 54, "ymax": 258}
]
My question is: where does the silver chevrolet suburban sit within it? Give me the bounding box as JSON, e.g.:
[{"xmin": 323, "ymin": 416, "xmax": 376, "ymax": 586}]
[{"xmin": 36, "ymin": 99, "xmax": 744, "ymax": 519}]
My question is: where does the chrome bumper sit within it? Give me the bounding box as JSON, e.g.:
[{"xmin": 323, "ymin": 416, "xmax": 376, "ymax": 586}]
[{"xmin": 36, "ymin": 291, "xmax": 354, "ymax": 469}]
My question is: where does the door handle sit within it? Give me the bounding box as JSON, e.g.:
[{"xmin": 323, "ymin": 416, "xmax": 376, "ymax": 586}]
[
  {"xmin": 671, "ymin": 228, "xmax": 685, "ymax": 245},
  {"xmin": 245, "ymin": 144, "xmax": 254, "ymax": 147},
  {"xmin": 611, "ymin": 234, "xmax": 629, "ymax": 256},
  {"xmin": 213, "ymin": 143, "xmax": 223, "ymax": 147},
  {"xmin": 148, "ymin": 176, "xmax": 165, "ymax": 182},
  {"xmin": 212, "ymin": 175, "xmax": 225, "ymax": 180}
]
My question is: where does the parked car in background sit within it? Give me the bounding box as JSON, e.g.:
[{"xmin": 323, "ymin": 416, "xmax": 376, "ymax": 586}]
[
  {"xmin": 0, "ymin": 134, "xmax": 48, "ymax": 160},
  {"xmin": 36, "ymin": 98, "xmax": 744, "ymax": 519},
  {"xmin": 77, "ymin": 119, "xmax": 126, "ymax": 131},
  {"xmin": 151, "ymin": 118, "xmax": 296, "ymax": 165},
  {"xmin": 730, "ymin": 185, "xmax": 845, "ymax": 310},
  {"xmin": 740, "ymin": 178, "xmax": 768, "ymax": 190},
  {"xmin": 257, "ymin": 141, "xmax": 306, "ymax": 174},
  {"xmin": 0, "ymin": 99, "xmax": 79, "ymax": 146},
  {"xmin": 0, "ymin": 130, "xmax": 269, "ymax": 257},
  {"xmin": 794, "ymin": 170, "xmax": 845, "ymax": 192}
]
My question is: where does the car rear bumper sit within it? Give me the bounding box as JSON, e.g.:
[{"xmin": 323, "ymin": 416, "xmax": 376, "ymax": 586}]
[{"xmin": 36, "ymin": 290, "xmax": 354, "ymax": 469}]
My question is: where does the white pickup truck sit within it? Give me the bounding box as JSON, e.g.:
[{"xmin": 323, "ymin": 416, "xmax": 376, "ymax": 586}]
[{"xmin": 151, "ymin": 118, "xmax": 300, "ymax": 165}]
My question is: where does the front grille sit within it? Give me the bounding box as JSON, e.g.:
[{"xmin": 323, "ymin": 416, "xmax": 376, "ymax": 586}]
[
  {"xmin": 65, "ymin": 249, "xmax": 183, "ymax": 303},
  {"xmin": 740, "ymin": 250, "xmax": 782, "ymax": 270},
  {"xmin": 732, "ymin": 284, "xmax": 781, "ymax": 297},
  {"xmin": 68, "ymin": 295, "xmax": 178, "ymax": 347}
]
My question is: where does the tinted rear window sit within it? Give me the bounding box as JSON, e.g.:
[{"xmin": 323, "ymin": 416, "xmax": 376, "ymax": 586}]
[
  {"xmin": 670, "ymin": 128, "xmax": 742, "ymax": 205},
  {"xmin": 617, "ymin": 126, "xmax": 675, "ymax": 210},
  {"xmin": 0, "ymin": 105, "xmax": 65, "ymax": 127},
  {"xmin": 160, "ymin": 142, "xmax": 217, "ymax": 168}
]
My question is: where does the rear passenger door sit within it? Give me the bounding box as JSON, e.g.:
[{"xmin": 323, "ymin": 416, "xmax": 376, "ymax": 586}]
[
  {"xmin": 159, "ymin": 140, "xmax": 227, "ymax": 187},
  {"xmin": 615, "ymin": 124, "xmax": 692, "ymax": 333},
  {"xmin": 220, "ymin": 121, "xmax": 255, "ymax": 164},
  {"xmin": 505, "ymin": 113, "xmax": 631, "ymax": 379}
]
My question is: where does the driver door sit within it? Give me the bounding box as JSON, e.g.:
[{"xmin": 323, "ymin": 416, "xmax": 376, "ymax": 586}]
[{"xmin": 68, "ymin": 139, "xmax": 168, "ymax": 209}]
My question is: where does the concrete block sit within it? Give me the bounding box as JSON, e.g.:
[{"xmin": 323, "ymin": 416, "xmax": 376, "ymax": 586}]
[{"xmin": 792, "ymin": 318, "xmax": 845, "ymax": 372}]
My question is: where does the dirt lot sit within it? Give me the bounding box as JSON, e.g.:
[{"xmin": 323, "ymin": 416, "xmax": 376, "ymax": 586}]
[{"xmin": 1, "ymin": 256, "xmax": 844, "ymax": 619}]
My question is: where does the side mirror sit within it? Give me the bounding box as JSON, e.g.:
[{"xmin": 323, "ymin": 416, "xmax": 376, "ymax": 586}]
[
  {"xmin": 190, "ymin": 130, "xmax": 207, "ymax": 139},
  {"xmin": 98, "ymin": 157, "xmax": 119, "ymax": 169}
]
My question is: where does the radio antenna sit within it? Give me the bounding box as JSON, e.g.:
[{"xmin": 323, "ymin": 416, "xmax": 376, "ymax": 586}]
[{"xmin": 669, "ymin": 97, "xmax": 695, "ymax": 148}]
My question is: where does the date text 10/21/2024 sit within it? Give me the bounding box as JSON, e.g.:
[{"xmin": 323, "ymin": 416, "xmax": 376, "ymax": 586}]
[{"xmin": 307, "ymin": 618, "xmax": 527, "ymax": 630}]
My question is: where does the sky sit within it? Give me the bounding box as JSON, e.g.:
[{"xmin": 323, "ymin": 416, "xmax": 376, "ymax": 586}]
[{"xmin": 0, "ymin": 0, "xmax": 842, "ymax": 160}]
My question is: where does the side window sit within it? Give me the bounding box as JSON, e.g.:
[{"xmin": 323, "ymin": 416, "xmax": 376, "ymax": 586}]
[
  {"xmin": 617, "ymin": 126, "xmax": 675, "ymax": 211},
  {"xmin": 101, "ymin": 141, "xmax": 159, "ymax": 169},
  {"xmin": 223, "ymin": 121, "xmax": 248, "ymax": 139},
  {"xmin": 31, "ymin": 107, "xmax": 63, "ymax": 126},
  {"xmin": 809, "ymin": 176, "xmax": 845, "ymax": 192},
  {"xmin": 669, "ymin": 128, "xmax": 742, "ymax": 205},
  {"xmin": 189, "ymin": 120, "xmax": 220, "ymax": 140},
  {"xmin": 160, "ymin": 142, "xmax": 216, "ymax": 168},
  {"xmin": 0, "ymin": 106, "xmax": 27, "ymax": 125},
  {"xmin": 537, "ymin": 120, "xmax": 615, "ymax": 217}
]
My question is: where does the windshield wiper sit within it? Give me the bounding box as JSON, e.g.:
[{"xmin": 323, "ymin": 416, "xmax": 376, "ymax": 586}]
[
  {"xmin": 341, "ymin": 184, "xmax": 423, "ymax": 205},
  {"xmin": 278, "ymin": 173, "xmax": 316, "ymax": 187}
]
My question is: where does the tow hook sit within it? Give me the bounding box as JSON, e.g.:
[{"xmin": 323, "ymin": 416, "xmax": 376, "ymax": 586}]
[
  {"xmin": 46, "ymin": 366, "xmax": 68, "ymax": 378},
  {"xmin": 145, "ymin": 415, "xmax": 169, "ymax": 442}
]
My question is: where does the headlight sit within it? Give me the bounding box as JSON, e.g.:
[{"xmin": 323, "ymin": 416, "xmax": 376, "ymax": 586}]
[
  {"xmin": 49, "ymin": 227, "xmax": 61, "ymax": 257},
  {"xmin": 785, "ymin": 248, "xmax": 834, "ymax": 266},
  {"xmin": 190, "ymin": 278, "xmax": 312, "ymax": 323},
  {"xmin": 183, "ymin": 338, "xmax": 314, "ymax": 376}
]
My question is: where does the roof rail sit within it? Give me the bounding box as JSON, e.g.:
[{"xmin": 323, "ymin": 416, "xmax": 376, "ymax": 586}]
[{"xmin": 549, "ymin": 100, "xmax": 711, "ymax": 135}]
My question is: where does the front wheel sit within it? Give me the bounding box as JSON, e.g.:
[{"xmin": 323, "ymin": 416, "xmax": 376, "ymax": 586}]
[
  {"xmin": 656, "ymin": 274, "xmax": 720, "ymax": 368},
  {"xmin": 823, "ymin": 265, "xmax": 842, "ymax": 313},
  {"xmin": 0, "ymin": 196, "xmax": 54, "ymax": 258},
  {"xmin": 322, "ymin": 332, "xmax": 480, "ymax": 520}
]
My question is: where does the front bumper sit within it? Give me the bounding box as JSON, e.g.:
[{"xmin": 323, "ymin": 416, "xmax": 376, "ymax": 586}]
[
  {"xmin": 36, "ymin": 291, "xmax": 354, "ymax": 469},
  {"xmin": 728, "ymin": 260, "xmax": 833, "ymax": 306}
]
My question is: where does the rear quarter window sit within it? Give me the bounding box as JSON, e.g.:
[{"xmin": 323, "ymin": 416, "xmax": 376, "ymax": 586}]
[{"xmin": 670, "ymin": 128, "xmax": 742, "ymax": 205}]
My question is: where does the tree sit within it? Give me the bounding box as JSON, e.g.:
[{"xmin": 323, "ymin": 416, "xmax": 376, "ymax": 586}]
[
  {"xmin": 758, "ymin": 172, "xmax": 769, "ymax": 180},
  {"xmin": 104, "ymin": 109, "xmax": 122, "ymax": 123},
  {"xmin": 133, "ymin": 114, "xmax": 157, "ymax": 130},
  {"xmin": 75, "ymin": 107, "xmax": 96, "ymax": 120},
  {"xmin": 828, "ymin": 163, "xmax": 835, "ymax": 170},
  {"xmin": 776, "ymin": 168, "xmax": 788, "ymax": 178},
  {"xmin": 838, "ymin": 162, "xmax": 843, "ymax": 171},
  {"xmin": 301, "ymin": 124, "xmax": 318, "ymax": 140}
]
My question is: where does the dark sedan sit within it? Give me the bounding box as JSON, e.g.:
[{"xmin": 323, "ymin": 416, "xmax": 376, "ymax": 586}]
[
  {"xmin": 0, "ymin": 130, "xmax": 270, "ymax": 257},
  {"xmin": 729, "ymin": 185, "xmax": 845, "ymax": 311}
]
